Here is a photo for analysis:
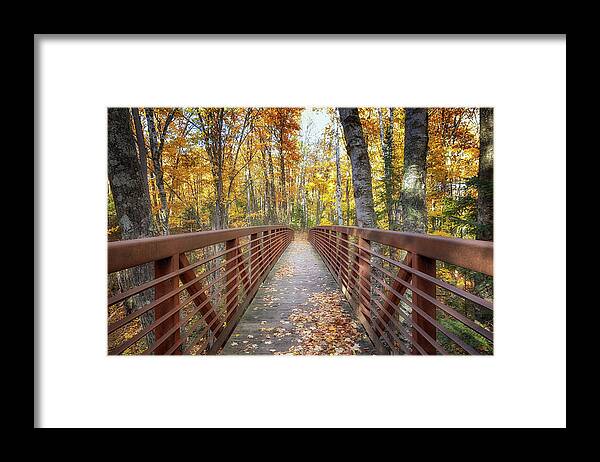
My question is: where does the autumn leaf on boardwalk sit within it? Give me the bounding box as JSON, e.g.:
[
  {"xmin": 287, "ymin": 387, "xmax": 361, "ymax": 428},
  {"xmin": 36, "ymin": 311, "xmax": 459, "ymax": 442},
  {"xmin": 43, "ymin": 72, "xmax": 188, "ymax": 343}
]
[
  {"xmin": 274, "ymin": 291, "xmax": 374, "ymax": 355},
  {"xmin": 274, "ymin": 264, "xmax": 295, "ymax": 280}
]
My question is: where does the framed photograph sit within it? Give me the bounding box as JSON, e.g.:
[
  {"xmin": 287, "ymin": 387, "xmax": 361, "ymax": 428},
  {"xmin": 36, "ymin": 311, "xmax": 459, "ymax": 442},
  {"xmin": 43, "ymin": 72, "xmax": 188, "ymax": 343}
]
[
  {"xmin": 35, "ymin": 34, "xmax": 566, "ymax": 428},
  {"xmin": 107, "ymin": 106, "xmax": 493, "ymax": 357}
]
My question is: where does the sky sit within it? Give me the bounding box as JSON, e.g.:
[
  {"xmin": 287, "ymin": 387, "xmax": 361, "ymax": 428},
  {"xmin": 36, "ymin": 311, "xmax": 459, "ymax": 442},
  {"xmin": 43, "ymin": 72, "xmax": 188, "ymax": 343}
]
[{"xmin": 300, "ymin": 108, "xmax": 331, "ymax": 145}]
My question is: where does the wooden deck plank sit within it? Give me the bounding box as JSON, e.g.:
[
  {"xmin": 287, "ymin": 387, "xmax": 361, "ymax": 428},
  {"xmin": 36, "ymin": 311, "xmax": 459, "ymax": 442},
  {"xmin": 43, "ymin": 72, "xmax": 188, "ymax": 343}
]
[{"xmin": 220, "ymin": 237, "xmax": 375, "ymax": 355}]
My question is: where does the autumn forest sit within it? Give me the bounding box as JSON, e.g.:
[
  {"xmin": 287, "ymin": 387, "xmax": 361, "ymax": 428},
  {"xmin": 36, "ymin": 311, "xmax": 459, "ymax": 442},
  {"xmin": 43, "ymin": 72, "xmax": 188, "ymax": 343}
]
[
  {"xmin": 107, "ymin": 106, "xmax": 493, "ymax": 356},
  {"xmin": 108, "ymin": 107, "xmax": 493, "ymax": 242},
  {"xmin": 36, "ymin": 33, "xmax": 566, "ymax": 429}
]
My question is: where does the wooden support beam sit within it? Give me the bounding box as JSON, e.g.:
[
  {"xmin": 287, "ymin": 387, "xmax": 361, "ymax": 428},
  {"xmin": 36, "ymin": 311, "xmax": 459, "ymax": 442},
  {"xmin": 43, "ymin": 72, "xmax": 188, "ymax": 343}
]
[
  {"xmin": 411, "ymin": 253, "xmax": 437, "ymax": 355},
  {"xmin": 339, "ymin": 233, "xmax": 349, "ymax": 292},
  {"xmin": 351, "ymin": 239, "xmax": 360, "ymax": 314},
  {"xmin": 358, "ymin": 237, "xmax": 371, "ymax": 325},
  {"xmin": 334, "ymin": 231, "xmax": 342, "ymax": 282},
  {"xmin": 153, "ymin": 254, "xmax": 181, "ymax": 355}
]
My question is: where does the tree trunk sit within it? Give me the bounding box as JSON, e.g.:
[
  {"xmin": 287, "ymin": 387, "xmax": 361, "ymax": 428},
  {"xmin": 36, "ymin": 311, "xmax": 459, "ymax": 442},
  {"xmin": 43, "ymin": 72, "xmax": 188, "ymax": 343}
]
[
  {"xmin": 267, "ymin": 144, "xmax": 277, "ymax": 223},
  {"xmin": 476, "ymin": 108, "xmax": 494, "ymax": 241},
  {"xmin": 145, "ymin": 108, "xmax": 171, "ymax": 235},
  {"xmin": 400, "ymin": 108, "xmax": 429, "ymax": 234},
  {"xmin": 261, "ymin": 150, "xmax": 272, "ymax": 225},
  {"xmin": 316, "ymin": 190, "xmax": 322, "ymax": 226},
  {"xmin": 300, "ymin": 145, "xmax": 308, "ymax": 229},
  {"xmin": 382, "ymin": 108, "xmax": 395, "ymax": 230},
  {"xmin": 474, "ymin": 108, "xmax": 494, "ymax": 323},
  {"xmin": 108, "ymin": 109, "xmax": 153, "ymax": 239},
  {"xmin": 334, "ymin": 121, "xmax": 343, "ymax": 225},
  {"xmin": 213, "ymin": 173, "xmax": 227, "ymax": 230},
  {"xmin": 278, "ymin": 128, "xmax": 288, "ymax": 223},
  {"xmin": 345, "ymin": 177, "xmax": 351, "ymax": 225},
  {"xmin": 130, "ymin": 108, "xmax": 151, "ymax": 218},
  {"xmin": 245, "ymin": 163, "xmax": 253, "ymax": 226},
  {"xmin": 337, "ymin": 108, "xmax": 377, "ymax": 229},
  {"xmin": 107, "ymin": 108, "xmax": 155, "ymax": 344},
  {"xmin": 338, "ymin": 107, "xmax": 381, "ymax": 335}
]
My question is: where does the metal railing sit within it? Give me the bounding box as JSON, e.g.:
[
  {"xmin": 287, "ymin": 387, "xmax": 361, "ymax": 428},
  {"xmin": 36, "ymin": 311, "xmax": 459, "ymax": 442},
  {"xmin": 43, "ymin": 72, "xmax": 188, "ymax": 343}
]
[
  {"xmin": 107, "ymin": 226, "xmax": 293, "ymax": 355},
  {"xmin": 308, "ymin": 226, "xmax": 493, "ymax": 355}
]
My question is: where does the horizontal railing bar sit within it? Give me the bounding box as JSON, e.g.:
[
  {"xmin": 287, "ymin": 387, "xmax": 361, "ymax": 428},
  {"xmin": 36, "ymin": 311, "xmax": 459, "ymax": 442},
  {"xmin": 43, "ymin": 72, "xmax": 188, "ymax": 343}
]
[
  {"xmin": 311, "ymin": 237, "xmax": 383, "ymax": 336},
  {"xmin": 246, "ymin": 233, "xmax": 288, "ymax": 287},
  {"xmin": 315, "ymin": 240, "xmax": 437, "ymax": 355},
  {"xmin": 373, "ymin": 287, "xmax": 448, "ymax": 355},
  {"xmin": 369, "ymin": 273, "xmax": 480, "ymax": 355},
  {"xmin": 355, "ymin": 300, "xmax": 416, "ymax": 355},
  {"xmin": 311, "ymin": 232, "xmax": 483, "ymax": 355},
  {"xmin": 340, "ymin": 268, "xmax": 413, "ymax": 353},
  {"xmin": 108, "ymin": 279, "xmax": 223, "ymax": 355},
  {"xmin": 107, "ymin": 232, "xmax": 287, "ymax": 335},
  {"xmin": 179, "ymin": 311, "xmax": 222, "ymax": 355},
  {"xmin": 367, "ymin": 301, "xmax": 425, "ymax": 355},
  {"xmin": 108, "ymin": 267, "xmax": 213, "ymax": 335},
  {"xmin": 107, "ymin": 227, "xmax": 292, "ymax": 355},
  {"xmin": 107, "ymin": 231, "xmax": 280, "ymax": 307},
  {"xmin": 144, "ymin": 240, "xmax": 286, "ymax": 357},
  {"xmin": 177, "ymin": 231, "xmax": 290, "ymax": 355},
  {"xmin": 311, "ymin": 226, "xmax": 492, "ymax": 275},
  {"xmin": 109, "ymin": 225, "xmax": 291, "ymax": 273},
  {"xmin": 322, "ymin": 241, "xmax": 480, "ymax": 355},
  {"xmin": 108, "ymin": 248, "xmax": 240, "ymax": 335},
  {"xmin": 368, "ymin": 259, "xmax": 493, "ymax": 342},
  {"xmin": 177, "ymin": 291, "xmax": 237, "ymax": 355},
  {"xmin": 323, "ymin": 237, "xmax": 494, "ymax": 341},
  {"xmin": 199, "ymin": 236, "xmax": 279, "ymax": 297},
  {"xmin": 315, "ymin": 230, "xmax": 493, "ymax": 311},
  {"xmin": 312, "ymin": 235, "xmax": 415, "ymax": 355},
  {"xmin": 206, "ymin": 231, "xmax": 292, "ymax": 354}
]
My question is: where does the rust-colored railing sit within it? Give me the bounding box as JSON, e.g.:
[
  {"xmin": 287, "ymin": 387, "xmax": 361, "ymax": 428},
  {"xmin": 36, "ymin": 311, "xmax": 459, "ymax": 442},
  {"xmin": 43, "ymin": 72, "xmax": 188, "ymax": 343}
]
[
  {"xmin": 107, "ymin": 226, "xmax": 293, "ymax": 355},
  {"xmin": 308, "ymin": 226, "xmax": 493, "ymax": 355}
]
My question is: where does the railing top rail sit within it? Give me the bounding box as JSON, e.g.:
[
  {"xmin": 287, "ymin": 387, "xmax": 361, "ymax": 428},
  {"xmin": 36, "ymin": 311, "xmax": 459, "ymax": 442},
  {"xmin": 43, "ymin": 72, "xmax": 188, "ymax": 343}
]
[
  {"xmin": 108, "ymin": 225, "xmax": 292, "ymax": 273},
  {"xmin": 310, "ymin": 225, "xmax": 492, "ymax": 276}
]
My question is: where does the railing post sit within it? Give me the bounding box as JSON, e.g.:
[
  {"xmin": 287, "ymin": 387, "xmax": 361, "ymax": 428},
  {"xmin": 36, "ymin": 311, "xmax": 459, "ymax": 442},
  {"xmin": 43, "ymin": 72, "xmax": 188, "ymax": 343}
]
[
  {"xmin": 411, "ymin": 253, "xmax": 437, "ymax": 355},
  {"xmin": 153, "ymin": 254, "xmax": 181, "ymax": 355},
  {"xmin": 329, "ymin": 229, "xmax": 334, "ymax": 269},
  {"xmin": 250, "ymin": 232, "xmax": 259, "ymax": 285},
  {"xmin": 339, "ymin": 232, "xmax": 349, "ymax": 291},
  {"xmin": 224, "ymin": 238, "xmax": 239, "ymax": 324},
  {"xmin": 358, "ymin": 237, "xmax": 371, "ymax": 320},
  {"xmin": 332, "ymin": 230, "xmax": 339, "ymax": 280},
  {"xmin": 329, "ymin": 229, "xmax": 334, "ymax": 261},
  {"xmin": 321, "ymin": 229, "xmax": 327, "ymax": 264},
  {"xmin": 351, "ymin": 237, "xmax": 360, "ymax": 311},
  {"xmin": 334, "ymin": 230, "xmax": 340, "ymax": 277}
]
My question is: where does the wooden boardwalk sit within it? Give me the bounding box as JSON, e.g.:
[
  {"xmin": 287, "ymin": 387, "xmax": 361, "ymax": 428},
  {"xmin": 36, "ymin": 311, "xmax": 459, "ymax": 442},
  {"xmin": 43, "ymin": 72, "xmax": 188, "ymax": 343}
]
[{"xmin": 220, "ymin": 237, "xmax": 375, "ymax": 355}]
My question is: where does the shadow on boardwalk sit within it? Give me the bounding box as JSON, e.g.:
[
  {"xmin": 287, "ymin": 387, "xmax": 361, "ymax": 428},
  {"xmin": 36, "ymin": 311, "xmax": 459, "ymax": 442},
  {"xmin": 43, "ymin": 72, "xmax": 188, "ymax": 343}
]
[{"xmin": 220, "ymin": 237, "xmax": 375, "ymax": 355}]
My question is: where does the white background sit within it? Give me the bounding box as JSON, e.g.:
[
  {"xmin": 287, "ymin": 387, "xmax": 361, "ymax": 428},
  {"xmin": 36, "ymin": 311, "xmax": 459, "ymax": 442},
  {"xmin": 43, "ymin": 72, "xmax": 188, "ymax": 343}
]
[{"xmin": 36, "ymin": 35, "xmax": 566, "ymax": 428}]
